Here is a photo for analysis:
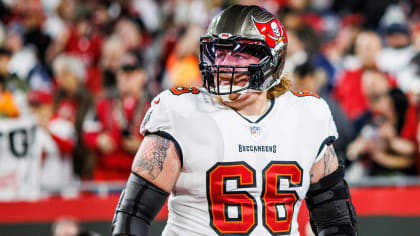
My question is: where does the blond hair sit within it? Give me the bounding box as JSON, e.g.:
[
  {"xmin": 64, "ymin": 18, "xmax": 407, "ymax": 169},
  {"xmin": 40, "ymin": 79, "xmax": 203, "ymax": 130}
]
[{"xmin": 267, "ymin": 76, "xmax": 291, "ymax": 99}]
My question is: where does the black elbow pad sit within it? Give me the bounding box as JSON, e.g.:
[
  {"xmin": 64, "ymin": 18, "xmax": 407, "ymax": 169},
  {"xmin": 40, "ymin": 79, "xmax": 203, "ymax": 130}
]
[
  {"xmin": 112, "ymin": 172, "xmax": 169, "ymax": 236},
  {"xmin": 306, "ymin": 166, "xmax": 357, "ymax": 236}
]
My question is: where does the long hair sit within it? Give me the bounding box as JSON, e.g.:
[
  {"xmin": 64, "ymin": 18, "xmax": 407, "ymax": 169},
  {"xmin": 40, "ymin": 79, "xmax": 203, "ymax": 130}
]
[{"xmin": 267, "ymin": 76, "xmax": 291, "ymax": 99}]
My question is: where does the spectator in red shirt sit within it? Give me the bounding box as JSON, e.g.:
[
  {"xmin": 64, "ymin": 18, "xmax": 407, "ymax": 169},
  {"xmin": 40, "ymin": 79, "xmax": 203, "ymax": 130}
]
[
  {"xmin": 346, "ymin": 70, "xmax": 417, "ymax": 177},
  {"xmin": 28, "ymin": 89, "xmax": 78, "ymax": 192},
  {"xmin": 83, "ymin": 50, "xmax": 150, "ymax": 181},
  {"xmin": 52, "ymin": 54, "xmax": 94, "ymax": 179},
  {"xmin": 46, "ymin": 9, "xmax": 104, "ymax": 96},
  {"xmin": 332, "ymin": 31, "xmax": 395, "ymax": 121}
]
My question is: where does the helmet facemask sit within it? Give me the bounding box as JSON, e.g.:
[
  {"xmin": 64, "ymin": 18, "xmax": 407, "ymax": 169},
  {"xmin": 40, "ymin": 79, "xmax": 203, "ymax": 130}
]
[{"xmin": 199, "ymin": 36, "xmax": 285, "ymax": 96}]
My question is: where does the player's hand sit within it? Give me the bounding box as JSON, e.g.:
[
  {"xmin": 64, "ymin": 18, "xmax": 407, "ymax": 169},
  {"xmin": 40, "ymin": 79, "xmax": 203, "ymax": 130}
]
[{"xmin": 97, "ymin": 133, "xmax": 116, "ymax": 154}]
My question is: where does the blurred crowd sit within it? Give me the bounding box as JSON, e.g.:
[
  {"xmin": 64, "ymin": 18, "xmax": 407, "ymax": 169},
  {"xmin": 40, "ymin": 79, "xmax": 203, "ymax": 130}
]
[{"xmin": 0, "ymin": 0, "xmax": 419, "ymax": 200}]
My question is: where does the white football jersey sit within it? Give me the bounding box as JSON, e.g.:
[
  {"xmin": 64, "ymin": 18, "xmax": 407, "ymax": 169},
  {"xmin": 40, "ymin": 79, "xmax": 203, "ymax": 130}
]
[{"xmin": 140, "ymin": 87, "xmax": 338, "ymax": 236}]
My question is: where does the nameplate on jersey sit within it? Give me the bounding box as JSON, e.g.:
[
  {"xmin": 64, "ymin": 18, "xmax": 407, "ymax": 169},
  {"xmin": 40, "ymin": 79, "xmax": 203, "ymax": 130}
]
[{"xmin": 238, "ymin": 144, "xmax": 277, "ymax": 153}]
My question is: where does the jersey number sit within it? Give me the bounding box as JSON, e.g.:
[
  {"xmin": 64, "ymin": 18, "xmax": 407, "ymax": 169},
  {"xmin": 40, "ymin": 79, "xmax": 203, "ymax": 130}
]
[
  {"xmin": 170, "ymin": 86, "xmax": 200, "ymax": 95},
  {"xmin": 206, "ymin": 161, "xmax": 303, "ymax": 235},
  {"xmin": 291, "ymin": 90, "xmax": 320, "ymax": 98}
]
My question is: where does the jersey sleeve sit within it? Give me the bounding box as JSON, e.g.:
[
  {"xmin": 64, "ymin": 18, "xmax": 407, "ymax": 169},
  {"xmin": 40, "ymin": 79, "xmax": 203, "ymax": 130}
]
[
  {"xmin": 140, "ymin": 90, "xmax": 173, "ymax": 136},
  {"xmin": 312, "ymin": 98, "xmax": 339, "ymax": 162},
  {"xmin": 139, "ymin": 89, "xmax": 191, "ymax": 166}
]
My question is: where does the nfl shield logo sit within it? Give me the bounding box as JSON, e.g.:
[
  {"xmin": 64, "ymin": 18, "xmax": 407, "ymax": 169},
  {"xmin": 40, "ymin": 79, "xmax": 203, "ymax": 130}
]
[{"xmin": 250, "ymin": 126, "xmax": 261, "ymax": 137}]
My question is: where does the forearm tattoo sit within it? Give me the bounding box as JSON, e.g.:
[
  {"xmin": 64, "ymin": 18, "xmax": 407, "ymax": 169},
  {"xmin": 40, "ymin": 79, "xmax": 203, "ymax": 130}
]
[
  {"xmin": 310, "ymin": 144, "xmax": 339, "ymax": 183},
  {"xmin": 323, "ymin": 145, "xmax": 339, "ymax": 177},
  {"xmin": 132, "ymin": 135, "xmax": 170, "ymax": 180}
]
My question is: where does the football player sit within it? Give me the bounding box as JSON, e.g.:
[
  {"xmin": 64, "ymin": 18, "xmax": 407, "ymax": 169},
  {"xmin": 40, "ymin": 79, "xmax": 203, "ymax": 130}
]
[{"xmin": 112, "ymin": 5, "xmax": 357, "ymax": 236}]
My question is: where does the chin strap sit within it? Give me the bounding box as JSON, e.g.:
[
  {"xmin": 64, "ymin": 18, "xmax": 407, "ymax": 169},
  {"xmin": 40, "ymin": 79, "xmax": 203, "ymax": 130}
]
[
  {"xmin": 216, "ymin": 84, "xmax": 247, "ymax": 102},
  {"xmin": 219, "ymin": 93, "xmax": 244, "ymax": 102}
]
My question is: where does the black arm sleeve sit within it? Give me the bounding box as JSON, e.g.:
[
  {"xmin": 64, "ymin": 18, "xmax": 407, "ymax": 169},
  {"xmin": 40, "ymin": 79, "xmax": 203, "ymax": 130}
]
[
  {"xmin": 112, "ymin": 172, "xmax": 169, "ymax": 236},
  {"xmin": 306, "ymin": 165, "xmax": 358, "ymax": 236}
]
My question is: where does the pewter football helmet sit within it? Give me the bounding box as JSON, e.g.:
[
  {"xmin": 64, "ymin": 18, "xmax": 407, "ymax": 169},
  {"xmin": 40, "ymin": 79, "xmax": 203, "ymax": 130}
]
[{"xmin": 199, "ymin": 5, "xmax": 288, "ymax": 95}]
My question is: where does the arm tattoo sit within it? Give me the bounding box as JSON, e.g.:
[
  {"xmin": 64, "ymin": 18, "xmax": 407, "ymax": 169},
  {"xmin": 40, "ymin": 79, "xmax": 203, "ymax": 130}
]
[
  {"xmin": 132, "ymin": 135, "xmax": 170, "ymax": 180},
  {"xmin": 310, "ymin": 144, "xmax": 339, "ymax": 183},
  {"xmin": 323, "ymin": 145, "xmax": 339, "ymax": 177}
]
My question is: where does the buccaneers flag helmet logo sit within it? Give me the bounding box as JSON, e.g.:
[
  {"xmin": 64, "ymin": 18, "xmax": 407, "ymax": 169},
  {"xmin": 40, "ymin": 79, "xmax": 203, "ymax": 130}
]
[{"xmin": 252, "ymin": 16, "xmax": 288, "ymax": 48}]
